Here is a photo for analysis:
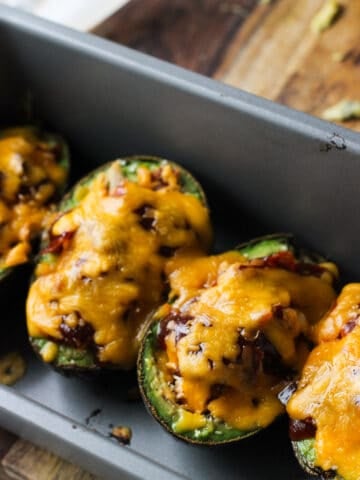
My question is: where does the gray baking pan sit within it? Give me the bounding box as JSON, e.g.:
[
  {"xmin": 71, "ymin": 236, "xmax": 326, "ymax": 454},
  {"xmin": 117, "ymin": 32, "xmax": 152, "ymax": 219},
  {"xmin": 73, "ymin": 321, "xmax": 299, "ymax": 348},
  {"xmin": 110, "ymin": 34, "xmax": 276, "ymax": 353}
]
[{"xmin": 0, "ymin": 5, "xmax": 360, "ymax": 479}]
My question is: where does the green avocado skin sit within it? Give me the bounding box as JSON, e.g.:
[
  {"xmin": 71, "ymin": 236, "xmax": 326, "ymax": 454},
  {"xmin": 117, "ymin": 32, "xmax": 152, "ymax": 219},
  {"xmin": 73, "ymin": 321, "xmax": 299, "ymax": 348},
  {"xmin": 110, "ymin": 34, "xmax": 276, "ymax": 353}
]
[
  {"xmin": 138, "ymin": 233, "xmax": 329, "ymax": 445},
  {"xmin": 292, "ymin": 439, "xmax": 344, "ymax": 479},
  {"xmin": 30, "ymin": 156, "xmax": 208, "ymax": 372}
]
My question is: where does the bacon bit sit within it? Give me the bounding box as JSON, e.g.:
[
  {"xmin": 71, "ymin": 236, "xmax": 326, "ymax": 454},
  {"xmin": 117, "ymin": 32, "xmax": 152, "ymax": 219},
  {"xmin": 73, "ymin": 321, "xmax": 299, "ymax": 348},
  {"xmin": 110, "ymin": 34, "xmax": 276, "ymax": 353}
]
[
  {"xmin": 151, "ymin": 168, "xmax": 168, "ymax": 190},
  {"xmin": 157, "ymin": 310, "xmax": 193, "ymax": 349},
  {"xmin": 272, "ymin": 304, "xmax": 284, "ymax": 319},
  {"xmin": 236, "ymin": 331, "xmax": 292, "ymax": 378},
  {"xmin": 111, "ymin": 183, "xmax": 126, "ymax": 197},
  {"xmin": 59, "ymin": 315, "xmax": 94, "ymax": 348},
  {"xmin": 289, "ymin": 417, "xmax": 316, "ymax": 441},
  {"xmin": 238, "ymin": 251, "xmax": 296, "ymax": 270},
  {"xmin": 42, "ymin": 231, "xmax": 74, "ymax": 254},
  {"xmin": 263, "ymin": 251, "xmax": 297, "ymax": 270},
  {"xmin": 207, "ymin": 383, "xmax": 232, "ymax": 403},
  {"xmin": 150, "ymin": 165, "xmax": 180, "ymax": 191},
  {"xmin": 240, "ymin": 251, "xmax": 326, "ymax": 277},
  {"xmin": 157, "ymin": 319, "xmax": 170, "ymax": 350},
  {"xmin": 339, "ymin": 319, "xmax": 359, "ymax": 338},
  {"xmin": 158, "ymin": 245, "xmax": 178, "ymax": 258},
  {"xmin": 134, "ymin": 203, "xmax": 155, "ymax": 231}
]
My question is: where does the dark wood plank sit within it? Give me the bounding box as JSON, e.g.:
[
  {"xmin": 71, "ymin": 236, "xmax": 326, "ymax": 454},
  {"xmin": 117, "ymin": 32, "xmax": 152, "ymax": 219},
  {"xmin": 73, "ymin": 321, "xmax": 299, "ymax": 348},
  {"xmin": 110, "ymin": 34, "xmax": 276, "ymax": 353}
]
[{"xmin": 93, "ymin": 0, "xmax": 259, "ymax": 76}]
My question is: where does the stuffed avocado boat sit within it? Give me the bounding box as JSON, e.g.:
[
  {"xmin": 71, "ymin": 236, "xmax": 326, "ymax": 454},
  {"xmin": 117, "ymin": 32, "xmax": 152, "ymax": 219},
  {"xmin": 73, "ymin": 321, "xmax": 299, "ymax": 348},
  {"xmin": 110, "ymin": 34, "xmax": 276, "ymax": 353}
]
[
  {"xmin": 27, "ymin": 156, "xmax": 212, "ymax": 372},
  {"xmin": 0, "ymin": 126, "xmax": 69, "ymax": 280},
  {"xmin": 138, "ymin": 234, "xmax": 338, "ymax": 444},
  {"xmin": 286, "ymin": 284, "xmax": 360, "ymax": 480}
]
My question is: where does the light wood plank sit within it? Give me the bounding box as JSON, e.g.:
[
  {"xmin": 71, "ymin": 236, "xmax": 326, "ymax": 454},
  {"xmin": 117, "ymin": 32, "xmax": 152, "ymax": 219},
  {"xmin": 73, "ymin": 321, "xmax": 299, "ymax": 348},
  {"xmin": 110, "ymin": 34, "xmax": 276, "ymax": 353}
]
[
  {"xmin": 0, "ymin": 429, "xmax": 17, "ymax": 480},
  {"xmin": 2, "ymin": 440, "xmax": 98, "ymax": 480},
  {"xmin": 275, "ymin": 0, "xmax": 360, "ymax": 131},
  {"xmin": 216, "ymin": 0, "xmax": 360, "ymax": 131},
  {"xmin": 215, "ymin": 0, "xmax": 324, "ymax": 98}
]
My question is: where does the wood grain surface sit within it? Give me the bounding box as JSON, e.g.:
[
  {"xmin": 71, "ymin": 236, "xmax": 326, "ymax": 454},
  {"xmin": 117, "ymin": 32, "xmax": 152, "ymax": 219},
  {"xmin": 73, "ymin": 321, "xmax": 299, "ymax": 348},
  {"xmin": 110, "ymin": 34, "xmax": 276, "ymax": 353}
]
[
  {"xmin": 2, "ymin": 1, "xmax": 360, "ymax": 480},
  {"xmin": 1, "ymin": 440, "xmax": 97, "ymax": 480},
  {"xmin": 95, "ymin": 0, "xmax": 360, "ymax": 131},
  {"xmin": 93, "ymin": 0, "xmax": 259, "ymax": 76}
]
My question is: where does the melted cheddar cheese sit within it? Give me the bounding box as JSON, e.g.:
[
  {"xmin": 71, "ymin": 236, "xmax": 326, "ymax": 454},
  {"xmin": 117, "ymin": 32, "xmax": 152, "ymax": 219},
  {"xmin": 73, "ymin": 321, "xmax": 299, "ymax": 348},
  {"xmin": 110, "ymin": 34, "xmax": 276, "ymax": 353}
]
[
  {"xmin": 0, "ymin": 128, "xmax": 66, "ymax": 270},
  {"xmin": 314, "ymin": 283, "xmax": 360, "ymax": 342},
  {"xmin": 157, "ymin": 253, "xmax": 336, "ymax": 432},
  {"xmin": 27, "ymin": 161, "xmax": 212, "ymax": 368},
  {"xmin": 287, "ymin": 284, "xmax": 360, "ymax": 480}
]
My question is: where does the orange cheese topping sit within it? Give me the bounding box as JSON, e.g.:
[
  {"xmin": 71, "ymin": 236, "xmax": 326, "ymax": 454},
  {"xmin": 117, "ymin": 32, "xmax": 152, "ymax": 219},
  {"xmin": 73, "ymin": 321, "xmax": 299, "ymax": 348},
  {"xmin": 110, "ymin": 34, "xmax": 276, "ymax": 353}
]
[
  {"xmin": 287, "ymin": 284, "xmax": 360, "ymax": 480},
  {"xmin": 314, "ymin": 283, "xmax": 360, "ymax": 342},
  {"xmin": 27, "ymin": 161, "xmax": 212, "ymax": 368},
  {"xmin": 0, "ymin": 128, "xmax": 66, "ymax": 270},
  {"xmin": 159, "ymin": 253, "xmax": 336, "ymax": 431}
]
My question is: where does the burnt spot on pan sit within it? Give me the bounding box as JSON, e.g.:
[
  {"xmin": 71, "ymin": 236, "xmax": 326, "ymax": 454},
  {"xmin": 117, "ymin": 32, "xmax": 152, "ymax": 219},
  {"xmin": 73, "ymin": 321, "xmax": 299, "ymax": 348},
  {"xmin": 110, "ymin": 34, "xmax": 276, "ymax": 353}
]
[
  {"xmin": 85, "ymin": 407, "xmax": 102, "ymax": 426},
  {"xmin": 320, "ymin": 132, "xmax": 346, "ymax": 152}
]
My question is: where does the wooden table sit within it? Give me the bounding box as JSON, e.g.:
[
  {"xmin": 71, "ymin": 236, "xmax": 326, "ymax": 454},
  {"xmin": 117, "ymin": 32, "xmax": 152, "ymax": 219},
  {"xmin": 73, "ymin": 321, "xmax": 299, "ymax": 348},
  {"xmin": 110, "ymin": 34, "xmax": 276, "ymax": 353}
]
[{"xmin": 1, "ymin": 1, "xmax": 359, "ymax": 478}]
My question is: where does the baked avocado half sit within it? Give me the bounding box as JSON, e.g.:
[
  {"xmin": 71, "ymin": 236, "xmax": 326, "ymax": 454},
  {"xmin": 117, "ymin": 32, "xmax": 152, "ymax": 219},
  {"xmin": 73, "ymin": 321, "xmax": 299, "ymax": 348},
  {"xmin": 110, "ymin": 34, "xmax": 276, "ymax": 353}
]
[
  {"xmin": 0, "ymin": 126, "xmax": 69, "ymax": 281},
  {"xmin": 138, "ymin": 234, "xmax": 338, "ymax": 445},
  {"xmin": 27, "ymin": 156, "xmax": 212, "ymax": 372},
  {"xmin": 286, "ymin": 284, "xmax": 360, "ymax": 480}
]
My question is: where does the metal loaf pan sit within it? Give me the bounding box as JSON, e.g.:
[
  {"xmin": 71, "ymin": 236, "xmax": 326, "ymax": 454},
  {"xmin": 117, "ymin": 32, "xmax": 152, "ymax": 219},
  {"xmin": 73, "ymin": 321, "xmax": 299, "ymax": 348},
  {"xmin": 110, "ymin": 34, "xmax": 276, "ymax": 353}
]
[{"xmin": 0, "ymin": 5, "xmax": 359, "ymax": 480}]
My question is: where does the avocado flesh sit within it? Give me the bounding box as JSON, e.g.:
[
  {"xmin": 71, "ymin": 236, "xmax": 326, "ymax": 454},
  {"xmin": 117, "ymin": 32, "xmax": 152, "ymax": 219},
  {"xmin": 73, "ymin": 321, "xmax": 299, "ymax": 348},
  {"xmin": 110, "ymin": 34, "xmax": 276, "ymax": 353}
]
[
  {"xmin": 236, "ymin": 233, "xmax": 326, "ymax": 264},
  {"xmin": 31, "ymin": 337, "xmax": 96, "ymax": 370},
  {"xmin": 292, "ymin": 438, "xmax": 344, "ymax": 479},
  {"xmin": 0, "ymin": 127, "xmax": 69, "ymax": 282},
  {"xmin": 140, "ymin": 322, "xmax": 259, "ymax": 444},
  {"xmin": 236, "ymin": 233, "xmax": 293, "ymax": 259},
  {"xmin": 139, "ymin": 234, "xmax": 329, "ymax": 444},
  {"xmin": 60, "ymin": 157, "xmax": 206, "ymax": 212},
  {"xmin": 30, "ymin": 156, "xmax": 209, "ymax": 372}
]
